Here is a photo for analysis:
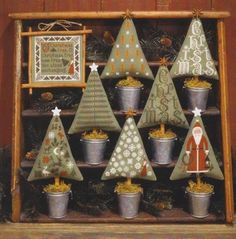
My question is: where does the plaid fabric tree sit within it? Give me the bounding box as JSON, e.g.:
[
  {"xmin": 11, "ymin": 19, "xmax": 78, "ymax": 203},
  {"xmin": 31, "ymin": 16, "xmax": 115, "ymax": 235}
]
[
  {"xmin": 101, "ymin": 18, "xmax": 154, "ymax": 80},
  {"xmin": 68, "ymin": 63, "xmax": 121, "ymax": 134},
  {"xmin": 170, "ymin": 17, "xmax": 218, "ymax": 80},
  {"xmin": 28, "ymin": 107, "xmax": 83, "ymax": 181},
  {"xmin": 137, "ymin": 63, "xmax": 189, "ymax": 129},
  {"xmin": 170, "ymin": 107, "xmax": 224, "ymax": 180},
  {"xmin": 102, "ymin": 116, "xmax": 156, "ymax": 181}
]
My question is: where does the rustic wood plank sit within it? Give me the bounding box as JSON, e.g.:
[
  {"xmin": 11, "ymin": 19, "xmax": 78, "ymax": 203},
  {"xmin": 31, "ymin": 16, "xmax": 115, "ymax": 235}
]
[
  {"xmin": 21, "ymin": 82, "xmax": 86, "ymax": 89},
  {"xmin": 1, "ymin": 223, "xmax": 236, "ymax": 239},
  {"xmin": 44, "ymin": 0, "xmax": 100, "ymax": 11},
  {"xmin": 168, "ymin": 0, "xmax": 212, "ymax": 10},
  {"xmin": 21, "ymin": 29, "xmax": 92, "ymax": 36},
  {"xmin": 9, "ymin": 11, "xmax": 231, "ymax": 20},
  {"xmin": 217, "ymin": 19, "xmax": 234, "ymax": 224},
  {"xmin": 11, "ymin": 20, "xmax": 23, "ymax": 223},
  {"xmin": 101, "ymin": 0, "xmax": 156, "ymax": 11}
]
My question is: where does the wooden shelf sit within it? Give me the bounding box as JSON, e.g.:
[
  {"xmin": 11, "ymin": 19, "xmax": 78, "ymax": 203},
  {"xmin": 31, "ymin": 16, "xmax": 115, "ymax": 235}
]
[
  {"xmin": 21, "ymin": 159, "xmax": 177, "ymax": 169},
  {"xmin": 21, "ymin": 107, "xmax": 220, "ymax": 117},
  {"xmin": 20, "ymin": 208, "xmax": 224, "ymax": 223}
]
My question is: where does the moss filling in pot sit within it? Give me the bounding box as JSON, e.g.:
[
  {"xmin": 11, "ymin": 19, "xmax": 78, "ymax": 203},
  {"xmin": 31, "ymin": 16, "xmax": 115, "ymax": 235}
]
[
  {"xmin": 187, "ymin": 180, "xmax": 214, "ymax": 193},
  {"xmin": 82, "ymin": 129, "xmax": 108, "ymax": 140},
  {"xmin": 44, "ymin": 181, "xmax": 71, "ymax": 193},
  {"xmin": 184, "ymin": 76, "xmax": 212, "ymax": 89},
  {"xmin": 116, "ymin": 76, "xmax": 143, "ymax": 87},
  {"xmin": 115, "ymin": 181, "xmax": 143, "ymax": 194},
  {"xmin": 149, "ymin": 128, "xmax": 176, "ymax": 139}
]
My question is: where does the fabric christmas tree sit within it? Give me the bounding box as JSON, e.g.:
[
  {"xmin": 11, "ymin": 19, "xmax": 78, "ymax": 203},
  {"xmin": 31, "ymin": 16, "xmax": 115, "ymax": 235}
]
[
  {"xmin": 28, "ymin": 107, "xmax": 83, "ymax": 181},
  {"xmin": 170, "ymin": 107, "xmax": 224, "ymax": 180},
  {"xmin": 137, "ymin": 64, "xmax": 189, "ymax": 129},
  {"xmin": 170, "ymin": 17, "xmax": 218, "ymax": 80},
  {"xmin": 101, "ymin": 18, "xmax": 154, "ymax": 80},
  {"xmin": 101, "ymin": 116, "xmax": 156, "ymax": 181},
  {"xmin": 68, "ymin": 63, "xmax": 121, "ymax": 134}
]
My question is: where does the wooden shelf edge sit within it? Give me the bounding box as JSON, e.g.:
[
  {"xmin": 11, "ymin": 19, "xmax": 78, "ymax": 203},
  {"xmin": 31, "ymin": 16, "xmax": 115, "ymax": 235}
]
[
  {"xmin": 9, "ymin": 11, "xmax": 230, "ymax": 20},
  {"xmin": 20, "ymin": 208, "xmax": 225, "ymax": 223},
  {"xmin": 21, "ymin": 159, "xmax": 177, "ymax": 169},
  {"xmin": 21, "ymin": 107, "xmax": 220, "ymax": 117}
]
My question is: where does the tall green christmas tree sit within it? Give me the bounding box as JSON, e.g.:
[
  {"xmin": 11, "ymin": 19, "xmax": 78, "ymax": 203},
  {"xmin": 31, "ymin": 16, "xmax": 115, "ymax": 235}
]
[
  {"xmin": 28, "ymin": 107, "xmax": 83, "ymax": 182},
  {"xmin": 170, "ymin": 107, "xmax": 224, "ymax": 180},
  {"xmin": 101, "ymin": 17, "xmax": 154, "ymax": 80},
  {"xmin": 101, "ymin": 116, "xmax": 156, "ymax": 181},
  {"xmin": 170, "ymin": 17, "xmax": 218, "ymax": 80},
  {"xmin": 68, "ymin": 63, "xmax": 121, "ymax": 134},
  {"xmin": 137, "ymin": 60, "xmax": 189, "ymax": 129}
]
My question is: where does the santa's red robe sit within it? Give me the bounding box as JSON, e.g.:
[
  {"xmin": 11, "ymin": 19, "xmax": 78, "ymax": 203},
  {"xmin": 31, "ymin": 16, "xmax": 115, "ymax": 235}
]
[{"xmin": 186, "ymin": 134, "xmax": 209, "ymax": 173}]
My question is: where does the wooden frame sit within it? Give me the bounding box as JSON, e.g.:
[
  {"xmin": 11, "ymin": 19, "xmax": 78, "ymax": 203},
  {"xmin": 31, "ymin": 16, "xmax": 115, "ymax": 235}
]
[{"xmin": 10, "ymin": 11, "xmax": 233, "ymax": 224}]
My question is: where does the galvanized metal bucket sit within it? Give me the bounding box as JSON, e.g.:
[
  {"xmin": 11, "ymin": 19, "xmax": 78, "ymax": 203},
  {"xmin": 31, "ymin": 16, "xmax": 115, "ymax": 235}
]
[
  {"xmin": 149, "ymin": 136, "xmax": 177, "ymax": 165},
  {"xmin": 46, "ymin": 190, "xmax": 71, "ymax": 219},
  {"xmin": 116, "ymin": 86, "xmax": 142, "ymax": 111},
  {"xmin": 185, "ymin": 87, "xmax": 210, "ymax": 111},
  {"xmin": 117, "ymin": 192, "xmax": 141, "ymax": 219},
  {"xmin": 186, "ymin": 189, "xmax": 213, "ymax": 218},
  {"xmin": 81, "ymin": 138, "xmax": 108, "ymax": 165}
]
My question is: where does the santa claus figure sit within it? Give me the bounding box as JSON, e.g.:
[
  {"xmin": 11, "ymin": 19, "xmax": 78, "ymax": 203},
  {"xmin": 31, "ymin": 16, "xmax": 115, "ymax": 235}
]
[{"xmin": 185, "ymin": 120, "xmax": 209, "ymax": 173}]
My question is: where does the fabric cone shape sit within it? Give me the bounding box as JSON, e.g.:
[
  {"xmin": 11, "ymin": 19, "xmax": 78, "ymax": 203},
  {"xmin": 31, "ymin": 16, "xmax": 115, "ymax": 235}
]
[
  {"xmin": 101, "ymin": 117, "xmax": 156, "ymax": 181},
  {"xmin": 28, "ymin": 107, "xmax": 83, "ymax": 181},
  {"xmin": 170, "ymin": 18, "xmax": 218, "ymax": 80},
  {"xmin": 68, "ymin": 63, "xmax": 121, "ymax": 134},
  {"xmin": 137, "ymin": 65, "xmax": 189, "ymax": 129},
  {"xmin": 170, "ymin": 107, "xmax": 224, "ymax": 180},
  {"xmin": 101, "ymin": 18, "xmax": 154, "ymax": 80}
]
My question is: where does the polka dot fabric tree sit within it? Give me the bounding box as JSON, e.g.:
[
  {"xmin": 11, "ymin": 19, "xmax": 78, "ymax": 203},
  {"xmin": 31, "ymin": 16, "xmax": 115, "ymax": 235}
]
[
  {"xmin": 101, "ymin": 117, "xmax": 156, "ymax": 181},
  {"xmin": 28, "ymin": 107, "xmax": 83, "ymax": 182},
  {"xmin": 101, "ymin": 18, "xmax": 154, "ymax": 80}
]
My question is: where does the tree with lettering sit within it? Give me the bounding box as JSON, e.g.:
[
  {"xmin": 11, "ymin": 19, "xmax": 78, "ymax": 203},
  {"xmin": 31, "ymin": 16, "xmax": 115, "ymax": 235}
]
[
  {"xmin": 138, "ymin": 58, "xmax": 189, "ymax": 130},
  {"xmin": 101, "ymin": 12, "xmax": 154, "ymax": 80},
  {"xmin": 170, "ymin": 13, "xmax": 218, "ymax": 80}
]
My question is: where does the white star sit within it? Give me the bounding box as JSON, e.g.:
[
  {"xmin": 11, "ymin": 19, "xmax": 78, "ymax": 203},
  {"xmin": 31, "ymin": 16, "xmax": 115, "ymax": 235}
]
[
  {"xmin": 111, "ymin": 58, "xmax": 115, "ymax": 62},
  {"xmin": 121, "ymin": 58, "xmax": 124, "ymax": 62},
  {"xmin": 192, "ymin": 107, "xmax": 202, "ymax": 117},
  {"xmin": 130, "ymin": 58, "xmax": 134, "ymax": 62},
  {"xmin": 67, "ymin": 162, "xmax": 74, "ymax": 169},
  {"xmin": 126, "ymin": 31, "xmax": 130, "ymax": 35},
  {"xmin": 115, "ymin": 72, "xmax": 120, "ymax": 76},
  {"xmin": 52, "ymin": 107, "xmax": 61, "ymax": 116},
  {"xmin": 89, "ymin": 62, "xmax": 99, "ymax": 72},
  {"xmin": 116, "ymin": 44, "xmax": 120, "ymax": 48},
  {"xmin": 140, "ymin": 58, "xmax": 144, "ymax": 62},
  {"xmin": 135, "ymin": 44, "xmax": 139, "ymax": 48},
  {"xmin": 125, "ymin": 44, "xmax": 130, "ymax": 48}
]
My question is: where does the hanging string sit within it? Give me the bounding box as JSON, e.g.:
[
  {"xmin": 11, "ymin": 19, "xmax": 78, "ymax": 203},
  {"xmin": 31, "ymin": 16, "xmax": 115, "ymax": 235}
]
[{"xmin": 38, "ymin": 20, "xmax": 82, "ymax": 31}]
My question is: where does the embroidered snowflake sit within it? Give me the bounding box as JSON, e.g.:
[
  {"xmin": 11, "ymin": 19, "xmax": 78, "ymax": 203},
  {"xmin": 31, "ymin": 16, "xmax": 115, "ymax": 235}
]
[
  {"xmin": 127, "ymin": 131, "xmax": 132, "ymax": 136},
  {"xmin": 123, "ymin": 144, "xmax": 128, "ymax": 149},
  {"xmin": 124, "ymin": 125, "xmax": 129, "ymax": 131},
  {"xmin": 114, "ymin": 162, "xmax": 119, "ymax": 168},
  {"xmin": 136, "ymin": 156, "xmax": 141, "ymax": 162},
  {"xmin": 111, "ymin": 157, "xmax": 116, "ymax": 162},
  {"xmin": 110, "ymin": 168, "xmax": 116, "ymax": 174},
  {"xmin": 66, "ymin": 162, "xmax": 74, "ymax": 169},
  {"xmin": 128, "ymin": 144, "xmax": 136, "ymax": 152},
  {"xmin": 121, "ymin": 134, "xmax": 127, "ymax": 140},
  {"xmin": 116, "ymin": 147, "xmax": 121, "ymax": 153},
  {"xmin": 105, "ymin": 171, "xmax": 110, "ymax": 177},
  {"xmin": 131, "ymin": 152, "xmax": 137, "ymax": 157},
  {"xmin": 117, "ymin": 154, "xmax": 122, "ymax": 159},
  {"xmin": 126, "ymin": 138, "xmax": 132, "ymax": 144},
  {"xmin": 136, "ymin": 144, "xmax": 141, "ymax": 149},
  {"xmin": 123, "ymin": 150, "xmax": 130, "ymax": 157},
  {"xmin": 133, "ymin": 136, "xmax": 139, "ymax": 143},
  {"xmin": 118, "ymin": 167, "xmax": 123, "ymax": 172},
  {"xmin": 127, "ymin": 158, "xmax": 133, "ymax": 164},
  {"xmin": 120, "ymin": 160, "xmax": 125, "ymax": 166},
  {"xmin": 119, "ymin": 140, "xmax": 124, "ymax": 146},
  {"xmin": 124, "ymin": 166, "xmax": 129, "ymax": 172},
  {"xmin": 138, "ymin": 149, "xmax": 144, "ymax": 156},
  {"xmin": 147, "ymin": 171, "xmax": 152, "ymax": 176},
  {"xmin": 135, "ymin": 163, "xmax": 141, "ymax": 170},
  {"xmin": 121, "ymin": 172, "xmax": 126, "ymax": 177}
]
